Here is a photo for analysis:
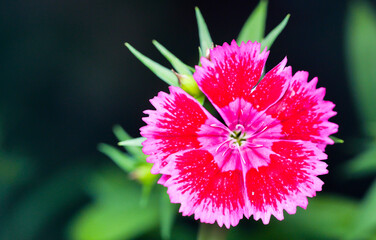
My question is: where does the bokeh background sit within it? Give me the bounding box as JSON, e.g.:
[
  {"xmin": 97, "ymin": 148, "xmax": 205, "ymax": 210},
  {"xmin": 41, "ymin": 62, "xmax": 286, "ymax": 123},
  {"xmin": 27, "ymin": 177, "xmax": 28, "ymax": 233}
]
[{"xmin": 1, "ymin": 0, "xmax": 376, "ymax": 239}]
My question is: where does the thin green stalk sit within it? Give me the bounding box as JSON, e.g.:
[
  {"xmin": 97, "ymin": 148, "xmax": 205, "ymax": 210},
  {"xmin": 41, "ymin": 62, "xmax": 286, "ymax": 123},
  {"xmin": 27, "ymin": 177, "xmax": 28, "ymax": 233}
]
[{"xmin": 197, "ymin": 223, "xmax": 228, "ymax": 240}]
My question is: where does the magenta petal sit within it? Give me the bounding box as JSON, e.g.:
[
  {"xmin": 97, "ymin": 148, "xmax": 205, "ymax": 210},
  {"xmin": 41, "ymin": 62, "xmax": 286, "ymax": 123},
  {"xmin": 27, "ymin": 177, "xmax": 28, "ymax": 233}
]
[
  {"xmin": 157, "ymin": 174, "xmax": 170, "ymax": 186},
  {"xmin": 251, "ymin": 57, "xmax": 292, "ymax": 112},
  {"xmin": 161, "ymin": 149, "xmax": 245, "ymax": 228},
  {"xmin": 266, "ymin": 71, "xmax": 338, "ymax": 148},
  {"xmin": 194, "ymin": 40, "xmax": 269, "ymax": 116},
  {"xmin": 140, "ymin": 86, "xmax": 227, "ymax": 174},
  {"xmin": 194, "ymin": 41, "xmax": 291, "ymax": 127},
  {"xmin": 245, "ymin": 140, "xmax": 327, "ymax": 224}
]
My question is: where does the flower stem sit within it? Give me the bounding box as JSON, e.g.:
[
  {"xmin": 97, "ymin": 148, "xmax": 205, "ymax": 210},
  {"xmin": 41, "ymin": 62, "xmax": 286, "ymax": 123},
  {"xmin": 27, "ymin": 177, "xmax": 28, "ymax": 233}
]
[{"xmin": 197, "ymin": 223, "xmax": 228, "ymax": 240}]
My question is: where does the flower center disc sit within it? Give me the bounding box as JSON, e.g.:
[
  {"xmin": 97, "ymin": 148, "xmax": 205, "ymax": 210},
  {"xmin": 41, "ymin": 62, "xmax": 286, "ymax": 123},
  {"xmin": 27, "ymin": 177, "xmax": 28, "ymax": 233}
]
[{"xmin": 230, "ymin": 125, "xmax": 247, "ymax": 147}]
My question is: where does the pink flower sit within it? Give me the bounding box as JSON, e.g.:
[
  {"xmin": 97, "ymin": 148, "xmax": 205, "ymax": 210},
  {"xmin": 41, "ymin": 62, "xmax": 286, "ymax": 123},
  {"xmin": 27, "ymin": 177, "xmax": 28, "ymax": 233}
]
[{"xmin": 140, "ymin": 40, "xmax": 338, "ymax": 228}]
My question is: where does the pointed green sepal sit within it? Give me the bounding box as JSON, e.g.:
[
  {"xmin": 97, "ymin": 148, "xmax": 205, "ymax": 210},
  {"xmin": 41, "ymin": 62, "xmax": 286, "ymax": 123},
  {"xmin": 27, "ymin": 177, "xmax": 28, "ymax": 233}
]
[
  {"xmin": 113, "ymin": 125, "xmax": 144, "ymax": 157},
  {"xmin": 261, "ymin": 14, "xmax": 290, "ymax": 50},
  {"xmin": 187, "ymin": 65, "xmax": 195, "ymax": 73},
  {"xmin": 330, "ymin": 136, "xmax": 344, "ymax": 144},
  {"xmin": 125, "ymin": 42, "xmax": 179, "ymax": 86},
  {"xmin": 98, "ymin": 143, "xmax": 136, "ymax": 173},
  {"xmin": 118, "ymin": 137, "xmax": 146, "ymax": 147},
  {"xmin": 195, "ymin": 7, "xmax": 213, "ymax": 58},
  {"xmin": 152, "ymin": 40, "xmax": 192, "ymax": 75},
  {"xmin": 237, "ymin": 0, "xmax": 268, "ymax": 44},
  {"xmin": 197, "ymin": 47, "xmax": 203, "ymax": 65}
]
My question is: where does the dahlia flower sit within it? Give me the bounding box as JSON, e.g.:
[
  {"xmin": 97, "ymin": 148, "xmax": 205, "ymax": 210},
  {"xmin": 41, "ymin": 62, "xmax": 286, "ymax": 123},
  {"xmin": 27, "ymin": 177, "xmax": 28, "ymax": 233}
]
[{"xmin": 140, "ymin": 40, "xmax": 338, "ymax": 228}]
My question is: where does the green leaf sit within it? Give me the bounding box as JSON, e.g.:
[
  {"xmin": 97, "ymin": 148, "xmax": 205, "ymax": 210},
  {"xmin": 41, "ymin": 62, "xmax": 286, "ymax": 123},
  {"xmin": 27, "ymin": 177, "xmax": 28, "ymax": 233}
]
[
  {"xmin": 125, "ymin": 42, "xmax": 179, "ymax": 86},
  {"xmin": 330, "ymin": 136, "xmax": 344, "ymax": 144},
  {"xmin": 98, "ymin": 143, "xmax": 136, "ymax": 173},
  {"xmin": 118, "ymin": 137, "xmax": 146, "ymax": 147},
  {"xmin": 343, "ymin": 144, "xmax": 376, "ymax": 178},
  {"xmin": 237, "ymin": 0, "xmax": 268, "ymax": 44},
  {"xmin": 345, "ymin": 1, "xmax": 376, "ymax": 136},
  {"xmin": 195, "ymin": 7, "xmax": 213, "ymax": 57},
  {"xmin": 112, "ymin": 125, "xmax": 143, "ymax": 157},
  {"xmin": 159, "ymin": 188, "xmax": 177, "ymax": 240},
  {"xmin": 68, "ymin": 171, "xmax": 159, "ymax": 240},
  {"xmin": 152, "ymin": 40, "xmax": 192, "ymax": 75},
  {"xmin": 348, "ymin": 180, "xmax": 376, "ymax": 240},
  {"xmin": 261, "ymin": 14, "xmax": 290, "ymax": 50}
]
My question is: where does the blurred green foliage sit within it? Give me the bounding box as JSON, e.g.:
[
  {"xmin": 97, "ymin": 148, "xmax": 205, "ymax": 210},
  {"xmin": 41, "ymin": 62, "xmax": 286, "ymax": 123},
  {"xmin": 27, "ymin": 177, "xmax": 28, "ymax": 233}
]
[
  {"xmin": 230, "ymin": 195, "xmax": 358, "ymax": 240},
  {"xmin": 67, "ymin": 168, "xmax": 160, "ymax": 240},
  {"xmin": 77, "ymin": 126, "xmax": 176, "ymax": 240},
  {"xmin": 346, "ymin": 1, "xmax": 376, "ymax": 137},
  {"xmin": 0, "ymin": 160, "xmax": 86, "ymax": 239},
  {"xmin": 344, "ymin": 1, "xmax": 376, "ymax": 184}
]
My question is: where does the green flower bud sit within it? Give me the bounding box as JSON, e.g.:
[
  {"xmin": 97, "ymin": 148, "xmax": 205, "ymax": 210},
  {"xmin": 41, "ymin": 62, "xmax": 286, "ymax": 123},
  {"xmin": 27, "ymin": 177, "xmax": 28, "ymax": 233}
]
[
  {"xmin": 130, "ymin": 163, "xmax": 158, "ymax": 186},
  {"xmin": 173, "ymin": 71, "xmax": 203, "ymax": 98}
]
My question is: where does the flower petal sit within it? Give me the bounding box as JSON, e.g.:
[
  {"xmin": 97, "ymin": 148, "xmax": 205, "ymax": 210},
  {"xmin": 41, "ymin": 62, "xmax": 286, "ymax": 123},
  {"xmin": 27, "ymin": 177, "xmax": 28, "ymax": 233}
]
[
  {"xmin": 194, "ymin": 40, "xmax": 269, "ymax": 123},
  {"xmin": 245, "ymin": 140, "xmax": 327, "ymax": 224},
  {"xmin": 266, "ymin": 71, "xmax": 338, "ymax": 148},
  {"xmin": 250, "ymin": 57, "xmax": 292, "ymax": 112},
  {"xmin": 140, "ymin": 86, "xmax": 226, "ymax": 174},
  {"xmin": 161, "ymin": 149, "xmax": 245, "ymax": 228}
]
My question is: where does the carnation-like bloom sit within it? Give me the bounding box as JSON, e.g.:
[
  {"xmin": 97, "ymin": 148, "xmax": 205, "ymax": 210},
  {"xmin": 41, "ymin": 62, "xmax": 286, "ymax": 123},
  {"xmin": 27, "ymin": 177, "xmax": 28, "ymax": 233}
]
[{"xmin": 140, "ymin": 40, "xmax": 338, "ymax": 228}]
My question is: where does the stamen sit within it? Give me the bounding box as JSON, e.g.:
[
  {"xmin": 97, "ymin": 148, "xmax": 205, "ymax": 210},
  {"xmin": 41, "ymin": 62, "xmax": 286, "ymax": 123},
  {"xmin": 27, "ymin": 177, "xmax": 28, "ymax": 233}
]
[
  {"xmin": 222, "ymin": 145, "xmax": 232, "ymax": 157},
  {"xmin": 246, "ymin": 143, "xmax": 263, "ymax": 148},
  {"xmin": 229, "ymin": 141, "xmax": 237, "ymax": 149},
  {"xmin": 257, "ymin": 126, "xmax": 268, "ymax": 135},
  {"xmin": 216, "ymin": 138, "xmax": 232, "ymax": 152},
  {"xmin": 235, "ymin": 124, "xmax": 245, "ymax": 132},
  {"xmin": 246, "ymin": 121, "xmax": 268, "ymax": 139}
]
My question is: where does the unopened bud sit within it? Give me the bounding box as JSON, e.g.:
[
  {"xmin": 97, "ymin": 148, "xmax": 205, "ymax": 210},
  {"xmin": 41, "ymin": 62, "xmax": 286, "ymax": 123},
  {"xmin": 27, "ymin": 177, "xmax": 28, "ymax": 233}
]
[
  {"xmin": 130, "ymin": 163, "xmax": 157, "ymax": 186},
  {"xmin": 173, "ymin": 71, "xmax": 203, "ymax": 98}
]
